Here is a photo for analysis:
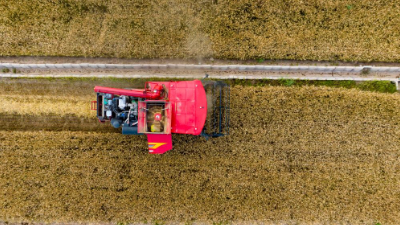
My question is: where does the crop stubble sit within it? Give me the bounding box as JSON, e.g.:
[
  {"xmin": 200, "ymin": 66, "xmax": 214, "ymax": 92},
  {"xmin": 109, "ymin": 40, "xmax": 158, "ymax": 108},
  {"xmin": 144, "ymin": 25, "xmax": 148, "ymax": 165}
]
[{"xmin": 0, "ymin": 79, "xmax": 399, "ymax": 224}]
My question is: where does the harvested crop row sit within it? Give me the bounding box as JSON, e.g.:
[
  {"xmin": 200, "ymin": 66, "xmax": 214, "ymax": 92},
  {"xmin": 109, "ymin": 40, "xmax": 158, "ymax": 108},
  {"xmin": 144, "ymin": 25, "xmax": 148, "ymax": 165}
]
[
  {"xmin": 0, "ymin": 78, "xmax": 147, "ymax": 120},
  {"xmin": 0, "ymin": 113, "xmax": 115, "ymax": 132},
  {"xmin": 0, "ymin": 95, "xmax": 94, "ymax": 118},
  {"xmin": 0, "ymin": 78, "xmax": 136, "ymax": 97},
  {"xmin": 0, "ymin": 80, "xmax": 399, "ymax": 224},
  {"xmin": 1, "ymin": 0, "xmax": 400, "ymax": 61}
]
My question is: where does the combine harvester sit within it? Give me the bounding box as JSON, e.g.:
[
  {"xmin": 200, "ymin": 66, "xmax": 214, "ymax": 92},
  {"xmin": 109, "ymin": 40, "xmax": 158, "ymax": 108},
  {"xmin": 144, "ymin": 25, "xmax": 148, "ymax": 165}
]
[{"xmin": 92, "ymin": 80, "xmax": 230, "ymax": 154}]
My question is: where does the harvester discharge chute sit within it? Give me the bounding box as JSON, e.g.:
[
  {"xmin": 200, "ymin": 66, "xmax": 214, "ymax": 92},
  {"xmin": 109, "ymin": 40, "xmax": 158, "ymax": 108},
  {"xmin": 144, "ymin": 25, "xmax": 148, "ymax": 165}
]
[{"xmin": 92, "ymin": 80, "xmax": 230, "ymax": 154}]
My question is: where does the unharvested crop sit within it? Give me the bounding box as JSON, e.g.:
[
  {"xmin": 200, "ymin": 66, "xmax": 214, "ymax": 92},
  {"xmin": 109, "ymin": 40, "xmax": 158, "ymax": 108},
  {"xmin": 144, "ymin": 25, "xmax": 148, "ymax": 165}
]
[
  {"xmin": 0, "ymin": 79, "xmax": 399, "ymax": 224},
  {"xmin": 1, "ymin": 0, "xmax": 400, "ymax": 61}
]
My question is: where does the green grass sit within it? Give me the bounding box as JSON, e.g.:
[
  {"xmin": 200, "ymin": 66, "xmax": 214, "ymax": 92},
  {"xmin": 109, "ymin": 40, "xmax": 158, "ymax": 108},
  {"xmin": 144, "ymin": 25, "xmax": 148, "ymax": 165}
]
[
  {"xmin": 358, "ymin": 81, "xmax": 398, "ymax": 93},
  {"xmin": 2, "ymin": 68, "xmax": 10, "ymax": 73},
  {"xmin": 227, "ymin": 79, "xmax": 398, "ymax": 93}
]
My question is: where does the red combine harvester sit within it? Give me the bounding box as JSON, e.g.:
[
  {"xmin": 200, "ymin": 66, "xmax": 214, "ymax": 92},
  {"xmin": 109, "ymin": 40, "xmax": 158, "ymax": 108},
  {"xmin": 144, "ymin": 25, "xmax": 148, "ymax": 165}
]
[{"xmin": 93, "ymin": 80, "xmax": 230, "ymax": 154}]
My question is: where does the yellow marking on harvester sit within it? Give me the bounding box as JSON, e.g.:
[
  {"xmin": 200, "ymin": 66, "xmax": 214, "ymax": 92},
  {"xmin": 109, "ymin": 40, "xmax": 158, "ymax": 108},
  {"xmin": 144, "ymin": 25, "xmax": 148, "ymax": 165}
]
[{"xmin": 148, "ymin": 142, "xmax": 166, "ymax": 149}]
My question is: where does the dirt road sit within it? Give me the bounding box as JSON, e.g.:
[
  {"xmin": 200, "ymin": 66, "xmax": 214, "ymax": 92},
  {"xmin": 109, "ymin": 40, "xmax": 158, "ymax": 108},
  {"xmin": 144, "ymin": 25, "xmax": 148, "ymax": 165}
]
[{"xmin": 0, "ymin": 57, "xmax": 399, "ymax": 85}]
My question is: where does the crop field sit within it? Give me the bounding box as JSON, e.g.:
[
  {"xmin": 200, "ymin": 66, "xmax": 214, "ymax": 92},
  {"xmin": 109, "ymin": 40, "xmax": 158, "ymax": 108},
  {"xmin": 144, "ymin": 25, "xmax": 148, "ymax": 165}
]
[
  {"xmin": 1, "ymin": 0, "xmax": 400, "ymax": 62},
  {"xmin": 0, "ymin": 78, "xmax": 399, "ymax": 224}
]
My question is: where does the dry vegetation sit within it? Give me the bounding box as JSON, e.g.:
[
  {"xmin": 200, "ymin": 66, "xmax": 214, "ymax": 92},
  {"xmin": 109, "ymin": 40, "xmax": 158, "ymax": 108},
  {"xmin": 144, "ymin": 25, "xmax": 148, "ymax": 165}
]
[
  {"xmin": 0, "ymin": 78, "xmax": 399, "ymax": 224},
  {"xmin": 1, "ymin": 0, "xmax": 400, "ymax": 61}
]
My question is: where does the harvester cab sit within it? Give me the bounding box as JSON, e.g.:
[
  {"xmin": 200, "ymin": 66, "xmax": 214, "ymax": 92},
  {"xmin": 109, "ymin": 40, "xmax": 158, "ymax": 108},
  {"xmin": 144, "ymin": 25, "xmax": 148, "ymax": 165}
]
[{"xmin": 92, "ymin": 80, "xmax": 230, "ymax": 154}]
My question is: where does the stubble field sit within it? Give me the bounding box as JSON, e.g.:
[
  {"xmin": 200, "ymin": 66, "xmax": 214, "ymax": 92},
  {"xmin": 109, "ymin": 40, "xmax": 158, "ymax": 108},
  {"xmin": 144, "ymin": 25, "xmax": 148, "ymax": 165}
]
[
  {"xmin": 1, "ymin": 0, "xmax": 400, "ymax": 61},
  {"xmin": 0, "ymin": 78, "xmax": 399, "ymax": 224}
]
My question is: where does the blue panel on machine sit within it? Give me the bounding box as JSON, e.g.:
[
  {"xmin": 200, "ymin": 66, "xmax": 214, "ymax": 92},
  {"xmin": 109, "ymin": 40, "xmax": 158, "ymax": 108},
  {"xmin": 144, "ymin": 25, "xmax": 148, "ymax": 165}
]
[{"xmin": 122, "ymin": 123, "xmax": 139, "ymax": 135}]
